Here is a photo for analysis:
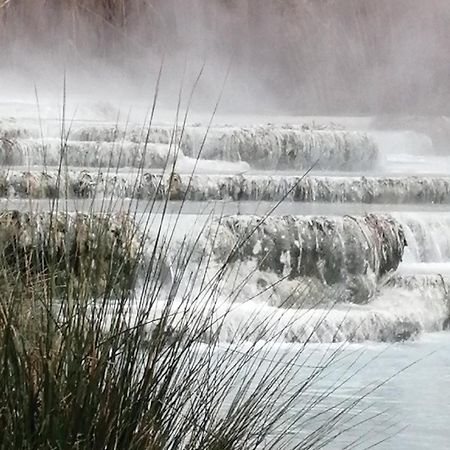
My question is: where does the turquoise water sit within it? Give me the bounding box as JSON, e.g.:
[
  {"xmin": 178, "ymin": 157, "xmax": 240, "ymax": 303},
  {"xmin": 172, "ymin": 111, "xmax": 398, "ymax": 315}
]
[
  {"xmin": 236, "ymin": 333, "xmax": 450, "ymax": 449},
  {"xmin": 332, "ymin": 333, "xmax": 450, "ymax": 449}
]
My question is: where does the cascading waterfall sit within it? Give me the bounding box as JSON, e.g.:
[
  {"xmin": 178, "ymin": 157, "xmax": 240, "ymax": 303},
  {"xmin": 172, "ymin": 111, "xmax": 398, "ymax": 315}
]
[
  {"xmin": 1, "ymin": 123, "xmax": 380, "ymax": 171},
  {"xmin": 209, "ymin": 214, "xmax": 406, "ymax": 301},
  {"xmin": 170, "ymin": 125, "xmax": 380, "ymax": 171},
  {"xmin": 190, "ymin": 222, "xmax": 450, "ymax": 343},
  {"xmin": 2, "ymin": 170, "xmax": 450, "ymax": 204},
  {"xmin": 392, "ymin": 212, "xmax": 450, "ymax": 263},
  {"xmin": 142, "ymin": 211, "xmax": 450, "ymax": 343},
  {"xmin": 1, "ymin": 118, "xmax": 449, "ymax": 343}
]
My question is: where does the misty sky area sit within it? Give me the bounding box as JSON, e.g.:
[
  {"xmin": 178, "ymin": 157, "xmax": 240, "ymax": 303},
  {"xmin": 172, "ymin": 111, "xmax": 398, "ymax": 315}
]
[{"xmin": 0, "ymin": 0, "xmax": 449, "ymax": 116}]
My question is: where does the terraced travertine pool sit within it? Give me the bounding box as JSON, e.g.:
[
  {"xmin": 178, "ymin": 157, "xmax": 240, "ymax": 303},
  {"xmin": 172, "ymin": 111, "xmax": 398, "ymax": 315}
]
[{"xmin": 1, "ymin": 109, "xmax": 450, "ymax": 448}]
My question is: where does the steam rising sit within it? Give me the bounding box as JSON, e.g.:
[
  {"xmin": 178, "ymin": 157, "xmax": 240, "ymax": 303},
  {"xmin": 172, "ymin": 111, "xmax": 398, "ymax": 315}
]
[{"xmin": 1, "ymin": 0, "xmax": 449, "ymax": 115}]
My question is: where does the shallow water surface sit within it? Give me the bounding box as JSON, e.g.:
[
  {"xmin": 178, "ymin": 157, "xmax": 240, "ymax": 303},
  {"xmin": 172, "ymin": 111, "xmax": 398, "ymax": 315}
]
[
  {"xmin": 311, "ymin": 334, "xmax": 450, "ymax": 449},
  {"xmin": 222, "ymin": 333, "xmax": 450, "ymax": 449}
]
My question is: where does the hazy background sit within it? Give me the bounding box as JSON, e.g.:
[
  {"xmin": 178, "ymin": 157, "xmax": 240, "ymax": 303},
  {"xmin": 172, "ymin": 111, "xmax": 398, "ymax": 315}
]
[{"xmin": 1, "ymin": 0, "xmax": 449, "ymax": 115}]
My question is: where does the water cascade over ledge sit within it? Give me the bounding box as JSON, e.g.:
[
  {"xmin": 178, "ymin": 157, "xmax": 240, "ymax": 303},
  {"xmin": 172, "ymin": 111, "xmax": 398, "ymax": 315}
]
[{"xmin": 1, "ymin": 124, "xmax": 380, "ymax": 172}]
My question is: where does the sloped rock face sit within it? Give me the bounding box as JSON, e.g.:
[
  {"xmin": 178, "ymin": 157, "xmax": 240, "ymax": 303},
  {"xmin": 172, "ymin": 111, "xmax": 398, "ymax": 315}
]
[
  {"xmin": 210, "ymin": 214, "xmax": 407, "ymax": 303},
  {"xmin": 0, "ymin": 211, "xmax": 140, "ymax": 295}
]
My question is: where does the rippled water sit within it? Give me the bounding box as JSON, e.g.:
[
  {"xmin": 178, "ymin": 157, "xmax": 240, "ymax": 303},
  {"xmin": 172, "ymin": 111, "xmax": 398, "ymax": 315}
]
[{"xmin": 268, "ymin": 333, "xmax": 450, "ymax": 449}]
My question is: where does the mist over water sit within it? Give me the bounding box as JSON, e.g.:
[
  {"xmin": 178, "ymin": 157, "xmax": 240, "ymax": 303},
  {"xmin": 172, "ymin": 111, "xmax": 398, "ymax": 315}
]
[
  {"xmin": 2, "ymin": 0, "xmax": 450, "ymax": 116},
  {"xmin": 2, "ymin": 1, "xmax": 450, "ymax": 448}
]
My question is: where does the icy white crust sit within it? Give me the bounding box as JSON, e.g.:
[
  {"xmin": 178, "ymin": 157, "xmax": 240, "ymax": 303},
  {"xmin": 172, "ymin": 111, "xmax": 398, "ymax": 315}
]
[
  {"xmin": 0, "ymin": 170, "xmax": 449, "ymax": 205},
  {"xmin": 1, "ymin": 123, "xmax": 379, "ymax": 171}
]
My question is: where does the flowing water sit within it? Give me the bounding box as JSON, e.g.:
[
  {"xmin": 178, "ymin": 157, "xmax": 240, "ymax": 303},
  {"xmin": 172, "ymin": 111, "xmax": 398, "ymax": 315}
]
[{"xmin": 1, "ymin": 111, "xmax": 449, "ymax": 448}]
